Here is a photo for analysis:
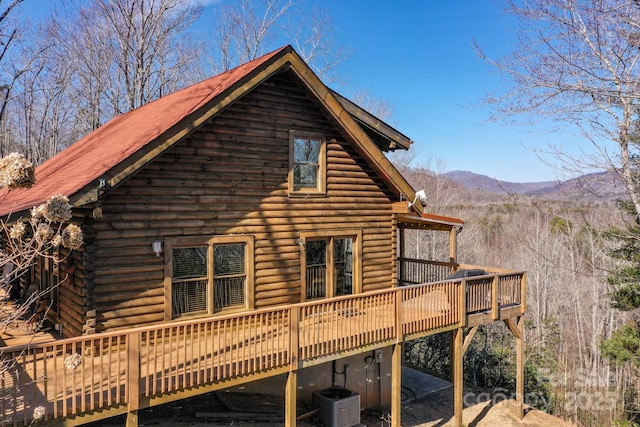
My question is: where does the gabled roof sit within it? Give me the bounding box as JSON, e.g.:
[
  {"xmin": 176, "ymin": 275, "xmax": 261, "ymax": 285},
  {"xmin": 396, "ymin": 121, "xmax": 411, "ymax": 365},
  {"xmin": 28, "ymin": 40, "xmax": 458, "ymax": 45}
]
[{"xmin": 0, "ymin": 45, "xmax": 421, "ymax": 217}]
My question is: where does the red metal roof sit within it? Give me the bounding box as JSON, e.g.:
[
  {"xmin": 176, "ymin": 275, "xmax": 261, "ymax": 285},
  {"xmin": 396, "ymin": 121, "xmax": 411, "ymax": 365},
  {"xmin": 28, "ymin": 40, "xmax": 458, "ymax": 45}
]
[{"xmin": 0, "ymin": 46, "xmax": 289, "ymax": 217}]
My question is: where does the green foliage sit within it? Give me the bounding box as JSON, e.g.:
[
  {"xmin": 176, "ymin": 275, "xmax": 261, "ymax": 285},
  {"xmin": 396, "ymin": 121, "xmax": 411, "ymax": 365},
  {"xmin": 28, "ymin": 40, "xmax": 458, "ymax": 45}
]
[
  {"xmin": 602, "ymin": 199, "xmax": 640, "ymax": 369},
  {"xmin": 609, "ymin": 280, "xmax": 640, "ymax": 311},
  {"xmin": 405, "ymin": 326, "xmax": 552, "ymax": 411},
  {"xmin": 601, "ymin": 322, "xmax": 640, "ymax": 367},
  {"xmin": 479, "ymin": 214, "xmax": 504, "ymax": 244},
  {"xmin": 600, "ymin": 199, "xmax": 640, "ymax": 424},
  {"xmin": 526, "ymin": 318, "xmax": 562, "ymax": 371},
  {"xmin": 405, "ymin": 333, "xmax": 450, "ymax": 376},
  {"xmin": 464, "ymin": 327, "xmax": 513, "ymax": 389},
  {"xmin": 523, "ymin": 363, "xmax": 553, "ymax": 411},
  {"xmin": 550, "ymin": 216, "xmax": 572, "ymax": 235},
  {"xmin": 612, "ymin": 421, "xmax": 640, "ymax": 427}
]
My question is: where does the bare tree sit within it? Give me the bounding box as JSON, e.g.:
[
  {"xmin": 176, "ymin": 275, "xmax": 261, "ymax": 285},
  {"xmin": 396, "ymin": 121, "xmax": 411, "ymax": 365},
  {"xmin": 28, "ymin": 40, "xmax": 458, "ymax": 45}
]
[
  {"xmin": 351, "ymin": 90, "xmax": 394, "ymax": 123},
  {"xmin": 10, "ymin": 39, "xmax": 79, "ymax": 164},
  {"xmin": 0, "ymin": 0, "xmax": 25, "ymax": 124},
  {"xmin": 0, "ymin": 0, "xmax": 39, "ymax": 157},
  {"xmin": 479, "ymin": 0, "xmax": 640, "ymax": 218},
  {"xmin": 209, "ymin": 0, "xmax": 348, "ymax": 82},
  {"xmin": 44, "ymin": 0, "xmax": 204, "ymax": 131},
  {"xmin": 211, "ymin": 0, "xmax": 294, "ymax": 71},
  {"xmin": 8, "ymin": 0, "xmax": 348, "ymax": 161},
  {"xmin": 291, "ymin": 6, "xmax": 350, "ymax": 85}
]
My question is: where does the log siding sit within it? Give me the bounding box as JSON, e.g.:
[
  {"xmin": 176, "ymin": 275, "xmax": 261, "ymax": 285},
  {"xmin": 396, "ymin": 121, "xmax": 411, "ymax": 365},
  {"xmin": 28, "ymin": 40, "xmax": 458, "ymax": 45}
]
[{"xmin": 90, "ymin": 70, "xmax": 397, "ymax": 332}]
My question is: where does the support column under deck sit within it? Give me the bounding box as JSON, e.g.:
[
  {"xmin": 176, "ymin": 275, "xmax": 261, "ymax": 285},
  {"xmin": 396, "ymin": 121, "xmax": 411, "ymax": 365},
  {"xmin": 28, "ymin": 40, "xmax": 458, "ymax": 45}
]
[
  {"xmin": 452, "ymin": 327, "xmax": 464, "ymax": 427},
  {"xmin": 391, "ymin": 342, "xmax": 403, "ymax": 427},
  {"xmin": 505, "ymin": 316, "xmax": 525, "ymax": 419},
  {"xmin": 125, "ymin": 411, "xmax": 138, "ymax": 427},
  {"xmin": 517, "ymin": 316, "xmax": 524, "ymax": 419},
  {"xmin": 285, "ymin": 370, "xmax": 298, "ymax": 427}
]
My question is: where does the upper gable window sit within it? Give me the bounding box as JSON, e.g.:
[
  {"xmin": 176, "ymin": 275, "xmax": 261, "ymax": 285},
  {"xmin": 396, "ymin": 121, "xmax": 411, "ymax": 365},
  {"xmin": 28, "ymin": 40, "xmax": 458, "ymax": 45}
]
[{"xmin": 289, "ymin": 131, "xmax": 326, "ymax": 195}]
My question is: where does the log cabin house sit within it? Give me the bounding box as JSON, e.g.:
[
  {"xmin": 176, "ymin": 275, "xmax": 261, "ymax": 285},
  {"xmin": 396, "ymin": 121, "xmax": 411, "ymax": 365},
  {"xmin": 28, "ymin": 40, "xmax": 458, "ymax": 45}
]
[{"xmin": 0, "ymin": 46, "xmax": 526, "ymax": 427}]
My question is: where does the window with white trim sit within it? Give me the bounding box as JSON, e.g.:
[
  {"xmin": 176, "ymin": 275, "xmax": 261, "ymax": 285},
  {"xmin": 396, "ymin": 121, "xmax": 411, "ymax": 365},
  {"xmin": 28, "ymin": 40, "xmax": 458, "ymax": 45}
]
[{"xmin": 166, "ymin": 235, "xmax": 254, "ymax": 319}]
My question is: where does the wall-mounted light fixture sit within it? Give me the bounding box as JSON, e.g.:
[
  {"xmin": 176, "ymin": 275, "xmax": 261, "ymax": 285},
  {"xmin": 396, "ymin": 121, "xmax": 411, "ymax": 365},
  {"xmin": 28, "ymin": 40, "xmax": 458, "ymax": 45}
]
[{"xmin": 152, "ymin": 240, "xmax": 163, "ymax": 257}]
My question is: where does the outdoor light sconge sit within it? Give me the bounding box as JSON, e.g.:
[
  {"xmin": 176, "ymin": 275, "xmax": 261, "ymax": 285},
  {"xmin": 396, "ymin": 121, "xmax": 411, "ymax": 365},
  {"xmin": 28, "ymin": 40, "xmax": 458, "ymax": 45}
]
[{"xmin": 152, "ymin": 240, "xmax": 163, "ymax": 257}]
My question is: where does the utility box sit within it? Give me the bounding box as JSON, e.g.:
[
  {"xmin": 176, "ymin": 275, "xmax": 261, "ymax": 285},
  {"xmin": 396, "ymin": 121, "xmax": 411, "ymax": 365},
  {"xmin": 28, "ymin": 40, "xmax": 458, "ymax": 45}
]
[{"xmin": 312, "ymin": 387, "xmax": 360, "ymax": 427}]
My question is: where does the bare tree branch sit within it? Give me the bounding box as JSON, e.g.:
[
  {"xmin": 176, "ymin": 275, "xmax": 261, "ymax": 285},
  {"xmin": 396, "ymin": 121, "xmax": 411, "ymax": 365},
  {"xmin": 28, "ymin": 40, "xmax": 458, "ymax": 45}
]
[{"xmin": 480, "ymin": 0, "xmax": 640, "ymax": 218}]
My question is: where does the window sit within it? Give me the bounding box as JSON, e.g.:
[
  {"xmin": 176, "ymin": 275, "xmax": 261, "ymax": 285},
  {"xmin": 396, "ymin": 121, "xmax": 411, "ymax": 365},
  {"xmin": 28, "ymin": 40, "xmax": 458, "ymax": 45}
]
[
  {"xmin": 289, "ymin": 131, "xmax": 326, "ymax": 194},
  {"xmin": 39, "ymin": 249, "xmax": 59, "ymax": 318},
  {"xmin": 165, "ymin": 235, "xmax": 254, "ymax": 319},
  {"xmin": 301, "ymin": 230, "xmax": 361, "ymax": 300}
]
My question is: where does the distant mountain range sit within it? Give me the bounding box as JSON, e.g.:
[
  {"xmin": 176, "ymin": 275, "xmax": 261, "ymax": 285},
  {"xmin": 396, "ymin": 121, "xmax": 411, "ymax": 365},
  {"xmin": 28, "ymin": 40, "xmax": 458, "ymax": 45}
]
[{"xmin": 442, "ymin": 170, "xmax": 628, "ymax": 200}]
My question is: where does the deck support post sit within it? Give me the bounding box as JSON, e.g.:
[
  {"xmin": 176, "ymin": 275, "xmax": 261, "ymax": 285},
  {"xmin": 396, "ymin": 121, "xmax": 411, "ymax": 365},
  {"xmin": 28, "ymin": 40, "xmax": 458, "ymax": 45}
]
[
  {"xmin": 125, "ymin": 411, "xmax": 139, "ymax": 427},
  {"xmin": 504, "ymin": 316, "xmax": 524, "ymax": 419},
  {"xmin": 285, "ymin": 370, "xmax": 297, "ymax": 427},
  {"xmin": 516, "ymin": 316, "xmax": 524, "ymax": 419},
  {"xmin": 452, "ymin": 327, "xmax": 464, "ymax": 427},
  {"xmin": 391, "ymin": 342, "xmax": 402, "ymax": 427}
]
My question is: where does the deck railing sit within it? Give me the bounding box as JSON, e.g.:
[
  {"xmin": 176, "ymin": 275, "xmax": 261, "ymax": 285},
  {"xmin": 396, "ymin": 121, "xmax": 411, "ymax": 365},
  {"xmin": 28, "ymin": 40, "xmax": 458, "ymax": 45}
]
[
  {"xmin": 0, "ymin": 267, "xmax": 525, "ymax": 426},
  {"xmin": 398, "ymin": 258, "xmax": 455, "ymax": 284}
]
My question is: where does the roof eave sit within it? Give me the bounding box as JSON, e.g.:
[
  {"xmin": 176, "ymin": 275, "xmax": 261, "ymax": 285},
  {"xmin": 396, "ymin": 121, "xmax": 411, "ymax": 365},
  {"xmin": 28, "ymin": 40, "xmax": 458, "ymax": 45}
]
[
  {"xmin": 329, "ymin": 89, "xmax": 412, "ymax": 151},
  {"xmin": 397, "ymin": 212, "xmax": 464, "ymax": 231}
]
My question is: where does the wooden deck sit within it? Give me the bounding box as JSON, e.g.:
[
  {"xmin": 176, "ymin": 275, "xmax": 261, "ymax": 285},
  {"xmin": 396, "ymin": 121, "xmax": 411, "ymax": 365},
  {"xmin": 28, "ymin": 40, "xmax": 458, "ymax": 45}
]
[{"xmin": 0, "ymin": 267, "xmax": 525, "ymax": 426}]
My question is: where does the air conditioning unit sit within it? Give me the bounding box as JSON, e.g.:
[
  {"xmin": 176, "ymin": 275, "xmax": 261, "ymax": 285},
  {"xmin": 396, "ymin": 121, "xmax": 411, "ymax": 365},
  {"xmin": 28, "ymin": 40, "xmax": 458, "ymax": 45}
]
[{"xmin": 312, "ymin": 387, "xmax": 361, "ymax": 427}]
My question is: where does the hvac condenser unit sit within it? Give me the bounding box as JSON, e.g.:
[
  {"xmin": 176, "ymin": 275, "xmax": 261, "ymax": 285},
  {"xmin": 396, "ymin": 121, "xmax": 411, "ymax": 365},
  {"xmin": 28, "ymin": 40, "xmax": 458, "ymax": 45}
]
[{"xmin": 312, "ymin": 387, "xmax": 361, "ymax": 427}]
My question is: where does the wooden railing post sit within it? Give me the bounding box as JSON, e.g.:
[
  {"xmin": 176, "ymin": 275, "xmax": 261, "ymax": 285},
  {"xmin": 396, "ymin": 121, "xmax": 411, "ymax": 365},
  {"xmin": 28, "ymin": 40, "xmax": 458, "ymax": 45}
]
[
  {"xmin": 491, "ymin": 276, "xmax": 499, "ymax": 320},
  {"xmin": 521, "ymin": 273, "xmax": 527, "ymax": 314},
  {"xmin": 289, "ymin": 307, "xmax": 299, "ymax": 368},
  {"xmin": 126, "ymin": 332, "xmax": 141, "ymax": 427},
  {"xmin": 395, "ymin": 288, "xmax": 403, "ymax": 343},
  {"xmin": 458, "ymin": 280, "xmax": 466, "ymax": 327}
]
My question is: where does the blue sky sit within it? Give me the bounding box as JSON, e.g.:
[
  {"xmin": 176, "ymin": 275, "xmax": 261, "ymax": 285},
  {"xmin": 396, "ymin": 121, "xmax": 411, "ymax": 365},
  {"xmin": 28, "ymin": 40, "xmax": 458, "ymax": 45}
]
[
  {"xmin": 22, "ymin": 0, "xmax": 586, "ymax": 183},
  {"xmin": 316, "ymin": 0, "xmax": 584, "ymax": 183}
]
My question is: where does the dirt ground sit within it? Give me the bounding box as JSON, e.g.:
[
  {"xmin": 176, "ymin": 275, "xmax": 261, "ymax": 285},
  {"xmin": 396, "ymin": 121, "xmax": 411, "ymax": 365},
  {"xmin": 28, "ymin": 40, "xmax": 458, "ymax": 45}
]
[
  {"xmin": 389, "ymin": 393, "xmax": 576, "ymax": 427},
  {"xmin": 319, "ymin": 389, "xmax": 575, "ymax": 427}
]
